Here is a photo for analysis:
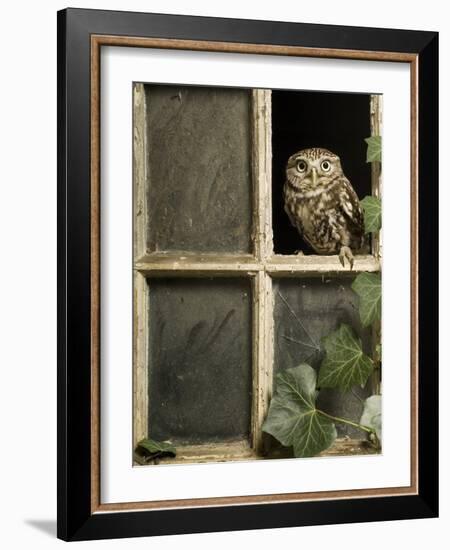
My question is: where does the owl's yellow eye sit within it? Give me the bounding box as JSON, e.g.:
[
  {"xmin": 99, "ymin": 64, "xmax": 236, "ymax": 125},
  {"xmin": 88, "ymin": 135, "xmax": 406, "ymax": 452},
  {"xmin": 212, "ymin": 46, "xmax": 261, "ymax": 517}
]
[
  {"xmin": 296, "ymin": 160, "xmax": 307, "ymax": 173},
  {"xmin": 321, "ymin": 160, "xmax": 331, "ymax": 172}
]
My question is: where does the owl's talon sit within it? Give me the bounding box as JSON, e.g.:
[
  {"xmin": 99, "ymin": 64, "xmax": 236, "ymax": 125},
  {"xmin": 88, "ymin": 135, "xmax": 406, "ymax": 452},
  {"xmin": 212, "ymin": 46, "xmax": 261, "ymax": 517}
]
[
  {"xmin": 339, "ymin": 246, "xmax": 354, "ymax": 269},
  {"xmin": 294, "ymin": 250, "xmax": 304, "ymax": 256}
]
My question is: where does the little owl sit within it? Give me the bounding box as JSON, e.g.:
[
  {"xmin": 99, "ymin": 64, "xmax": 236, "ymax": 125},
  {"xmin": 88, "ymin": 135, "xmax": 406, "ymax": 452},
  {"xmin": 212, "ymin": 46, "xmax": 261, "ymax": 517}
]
[{"xmin": 283, "ymin": 147, "xmax": 365, "ymax": 268}]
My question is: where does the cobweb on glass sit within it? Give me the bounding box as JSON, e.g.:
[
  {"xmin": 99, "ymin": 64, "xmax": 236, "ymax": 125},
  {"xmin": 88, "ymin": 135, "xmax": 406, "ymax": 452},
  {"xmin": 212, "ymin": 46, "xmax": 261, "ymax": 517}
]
[{"xmin": 277, "ymin": 290, "xmax": 322, "ymax": 366}]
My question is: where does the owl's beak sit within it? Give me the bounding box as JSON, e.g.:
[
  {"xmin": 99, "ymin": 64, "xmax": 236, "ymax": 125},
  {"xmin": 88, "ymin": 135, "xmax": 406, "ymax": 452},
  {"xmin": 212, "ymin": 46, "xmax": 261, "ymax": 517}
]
[{"xmin": 311, "ymin": 168, "xmax": 318, "ymax": 186}]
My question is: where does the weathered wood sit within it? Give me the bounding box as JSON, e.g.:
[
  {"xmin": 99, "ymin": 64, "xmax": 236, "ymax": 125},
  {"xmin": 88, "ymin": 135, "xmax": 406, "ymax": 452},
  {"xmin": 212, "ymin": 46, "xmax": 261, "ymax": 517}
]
[
  {"xmin": 266, "ymin": 254, "xmax": 380, "ymax": 274},
  {"xmin": 133, "ymin": 272, "xmax": 149, "ymax": 446},
  {"xmin": 370, "ymin": 94, "xmax": 383, "ymax": 261},
  {"xmin": 136, "ymin": 440, "xmax": 256, "ymax": 465},
  {"xmin": 138, "ymin": 437, "xmax": 378, "ymax": 465},
  {"xmin": 370, "ymin": 94, "xmax": 382, "ymax": 396},
  {"xmin": 135, "ymin": 253, "xmax": 260, "ymax": 274},
  {"xmin": 252, "ymin": 271, "xmax": 274, "ymax": 453},
  {"xmin": 253, "ymin": 89, "xmax": 273, "ymax": 260},
  {"xmin": 321, "ymin": 437, "xmax": 379, "ymax": 456},
  {"xmin": 250, "ymin": 90, "xmax": 274, "ymax": 453},
  {"xmin": 264, "ymin": 438, "xmax": 378, "ymax": 459},
  {"xmin": 135, "ymin": 253, "xmax": 379, "ymax": 275},
  {"xmin": 133, "ymin": 84, "xmax": 150, "ymax": 447},
  {"xmin": 133, "ymin": 83, "xmax": 147, "ymax": 260}
]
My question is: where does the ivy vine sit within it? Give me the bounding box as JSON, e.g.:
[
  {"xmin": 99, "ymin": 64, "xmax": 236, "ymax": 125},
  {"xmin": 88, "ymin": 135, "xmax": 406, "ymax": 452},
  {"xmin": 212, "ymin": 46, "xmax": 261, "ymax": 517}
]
[{"xmin": 263, "ymin": 136, "xmax": 383, "ymax": 458}]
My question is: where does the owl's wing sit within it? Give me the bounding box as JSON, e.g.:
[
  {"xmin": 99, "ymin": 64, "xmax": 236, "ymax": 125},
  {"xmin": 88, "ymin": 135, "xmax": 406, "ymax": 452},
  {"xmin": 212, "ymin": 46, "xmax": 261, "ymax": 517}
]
[
  {"xmin": 284, "ymin": 201, "xmax": 300, "ymax": 230},
  {"xmin": 283, "ymin": 182, "xmax": 304, "ymax": 233},
  {"xmin": 336, "ymin": 177, "xmax": 365, "ymax": 236}
]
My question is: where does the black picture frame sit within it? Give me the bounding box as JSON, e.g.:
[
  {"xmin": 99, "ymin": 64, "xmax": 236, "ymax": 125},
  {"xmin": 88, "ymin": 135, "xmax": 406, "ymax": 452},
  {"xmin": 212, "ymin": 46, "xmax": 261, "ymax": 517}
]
[{"xmin": 57, "ymin": 8, "xmax": 438, "ymax": 541}]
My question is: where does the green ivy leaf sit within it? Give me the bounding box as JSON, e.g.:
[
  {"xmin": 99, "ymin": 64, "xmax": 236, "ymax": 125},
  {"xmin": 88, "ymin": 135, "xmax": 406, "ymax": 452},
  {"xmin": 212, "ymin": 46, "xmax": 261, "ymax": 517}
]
[
  {"xmin": 351, "ymin": 272, "xmax": 382, "ymax": 327},
  {"xmin": 365, "ymin": 136, "xmax": 382, "ymax": 162},
  {"xmin": 135, "ymin": 438, "xmax": 176, "ymax": 461},
  {"xmin": 360, "ymin": 196, "xmax": 382, "ymax": 233},
  {"xmin": 318, "ymin": 324, "xmax": 374, "ymax": 391},
  {"xmin": 360, "ymin": 395, "xmax": 382, "ymax": 439},
  {"xmin": 262, "ymin": 364, "xmax": 337, "ymax": 458}
]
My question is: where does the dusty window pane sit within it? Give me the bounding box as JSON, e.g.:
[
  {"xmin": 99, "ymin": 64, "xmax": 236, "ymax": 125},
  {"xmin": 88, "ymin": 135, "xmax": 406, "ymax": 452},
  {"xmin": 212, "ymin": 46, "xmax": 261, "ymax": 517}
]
[
  {"xmin": 144, "ymin": 85, "xmax": 252, "ymax": 253},
  {"xmin": 148, "ymin": 278, "xmax": 252, "ymax": 444},
  {"xmin": 273, "ymin": 278, "xmax": 372, "ymax": 437}
]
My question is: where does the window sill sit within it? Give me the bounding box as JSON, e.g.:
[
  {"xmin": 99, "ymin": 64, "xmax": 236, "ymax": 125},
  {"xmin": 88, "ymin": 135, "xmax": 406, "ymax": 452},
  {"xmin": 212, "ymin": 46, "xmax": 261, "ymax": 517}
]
[{"xmin": 134, "ymin": 437, "xmax": 379, "ymax": 466}]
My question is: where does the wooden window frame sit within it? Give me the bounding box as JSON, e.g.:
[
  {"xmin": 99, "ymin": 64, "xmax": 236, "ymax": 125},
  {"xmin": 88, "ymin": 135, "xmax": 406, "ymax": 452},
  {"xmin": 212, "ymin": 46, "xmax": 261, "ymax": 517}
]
[{"xmin": 133, "ymin": 84, "xmax": 382, "ymax": 463}]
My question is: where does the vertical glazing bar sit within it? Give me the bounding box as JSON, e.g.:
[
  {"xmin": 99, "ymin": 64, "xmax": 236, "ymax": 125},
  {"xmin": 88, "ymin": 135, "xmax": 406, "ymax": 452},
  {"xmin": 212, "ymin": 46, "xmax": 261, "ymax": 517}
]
[
  {"xmin": 251, "ymin": 89, "xmax": 274, "ymax": 453},
  {"xmin": 133, "ymin": 83, "xmax": 149, "ymax": 446},
  {"xmin": 133, "ymin": 272, "xmax": 149, "ymax": 447},
  {"xmin": 252, "ymin": 89, "xmax": 273, "ymax": 260},
  {"xmin": 252, "ymin": 271, "xmax": 273, "ymax": 453},
  {"xmin": 370, "ymin": 94, "xmax": 383, "ymax": 260},
  {"xmin": 370, "ymin": 94, "xmax": 382, "ymax": 396},
  {"xmin": 133, "ymin": 83, "xmax": 147, "ymax": 260}
]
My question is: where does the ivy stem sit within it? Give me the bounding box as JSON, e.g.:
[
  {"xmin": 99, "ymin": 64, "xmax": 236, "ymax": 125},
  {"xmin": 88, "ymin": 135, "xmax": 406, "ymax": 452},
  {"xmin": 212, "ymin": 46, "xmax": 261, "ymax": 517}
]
[{"xmin": 317, "ymin": 409, "xmax": 374, "ymax": 435}]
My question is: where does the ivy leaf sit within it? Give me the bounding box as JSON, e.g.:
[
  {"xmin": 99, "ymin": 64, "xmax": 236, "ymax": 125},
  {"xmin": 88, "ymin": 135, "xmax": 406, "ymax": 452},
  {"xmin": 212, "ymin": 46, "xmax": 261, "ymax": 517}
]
[
  {"xmin": 365, "ymin": 136, "xmax": 382, "ymax": 162},
  {"xmin": 360, "ymin": 196, "xmax": 382, "ymax": 233},
  {"xmin": 351, "ymin": 272, "xmax": 382, "ymax": 327},
  {"xmin": 318, "ymin": 324, "xmax": 374, "ymax": 391},
  {"xmin": 135, "ymin": 438, "xmax": 176, "ymax": 462},
  {"xmin": 262, "ymin": 364, "xmax": 337, "ymax": 458},
  {"xmin": 360, "ymin": 395, "xmax": 382, "ymax": 440}
]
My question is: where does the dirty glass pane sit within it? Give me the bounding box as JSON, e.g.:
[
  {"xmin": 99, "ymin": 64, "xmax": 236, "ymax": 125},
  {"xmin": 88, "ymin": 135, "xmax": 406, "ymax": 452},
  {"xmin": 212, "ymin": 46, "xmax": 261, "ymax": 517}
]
[
  {"xmin": 144, "ymin": 84, "xmax": 252, "ymax": 253},
  {"xmin": 273, "ymin": 277, "xmax": 373, "ymax": 437},
  {"xmin": 148, "ymin": 277, "xmax": 252, "ymax": 444}
]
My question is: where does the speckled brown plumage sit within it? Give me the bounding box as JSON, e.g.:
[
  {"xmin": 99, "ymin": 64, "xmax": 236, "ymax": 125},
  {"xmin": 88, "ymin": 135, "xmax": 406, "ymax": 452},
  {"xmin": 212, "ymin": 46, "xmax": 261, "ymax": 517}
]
[{"xmin": 283, "ymin": 148, "xmax": 365, "ymax": 267}]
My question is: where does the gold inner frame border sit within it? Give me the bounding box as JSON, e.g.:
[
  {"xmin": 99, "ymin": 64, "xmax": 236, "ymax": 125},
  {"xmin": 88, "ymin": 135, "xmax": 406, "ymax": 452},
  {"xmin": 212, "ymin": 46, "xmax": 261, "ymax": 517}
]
[{"xmin": 90, "ymin": 34, "xmax": 418, "ymax": 514}]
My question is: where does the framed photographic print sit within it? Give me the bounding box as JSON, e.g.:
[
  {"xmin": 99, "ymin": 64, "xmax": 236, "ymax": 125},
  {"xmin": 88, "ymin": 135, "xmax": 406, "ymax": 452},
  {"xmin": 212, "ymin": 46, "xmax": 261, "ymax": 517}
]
[{"xmin": 57, "ymin": 8, "xmax": 438, "ymax": 541}]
